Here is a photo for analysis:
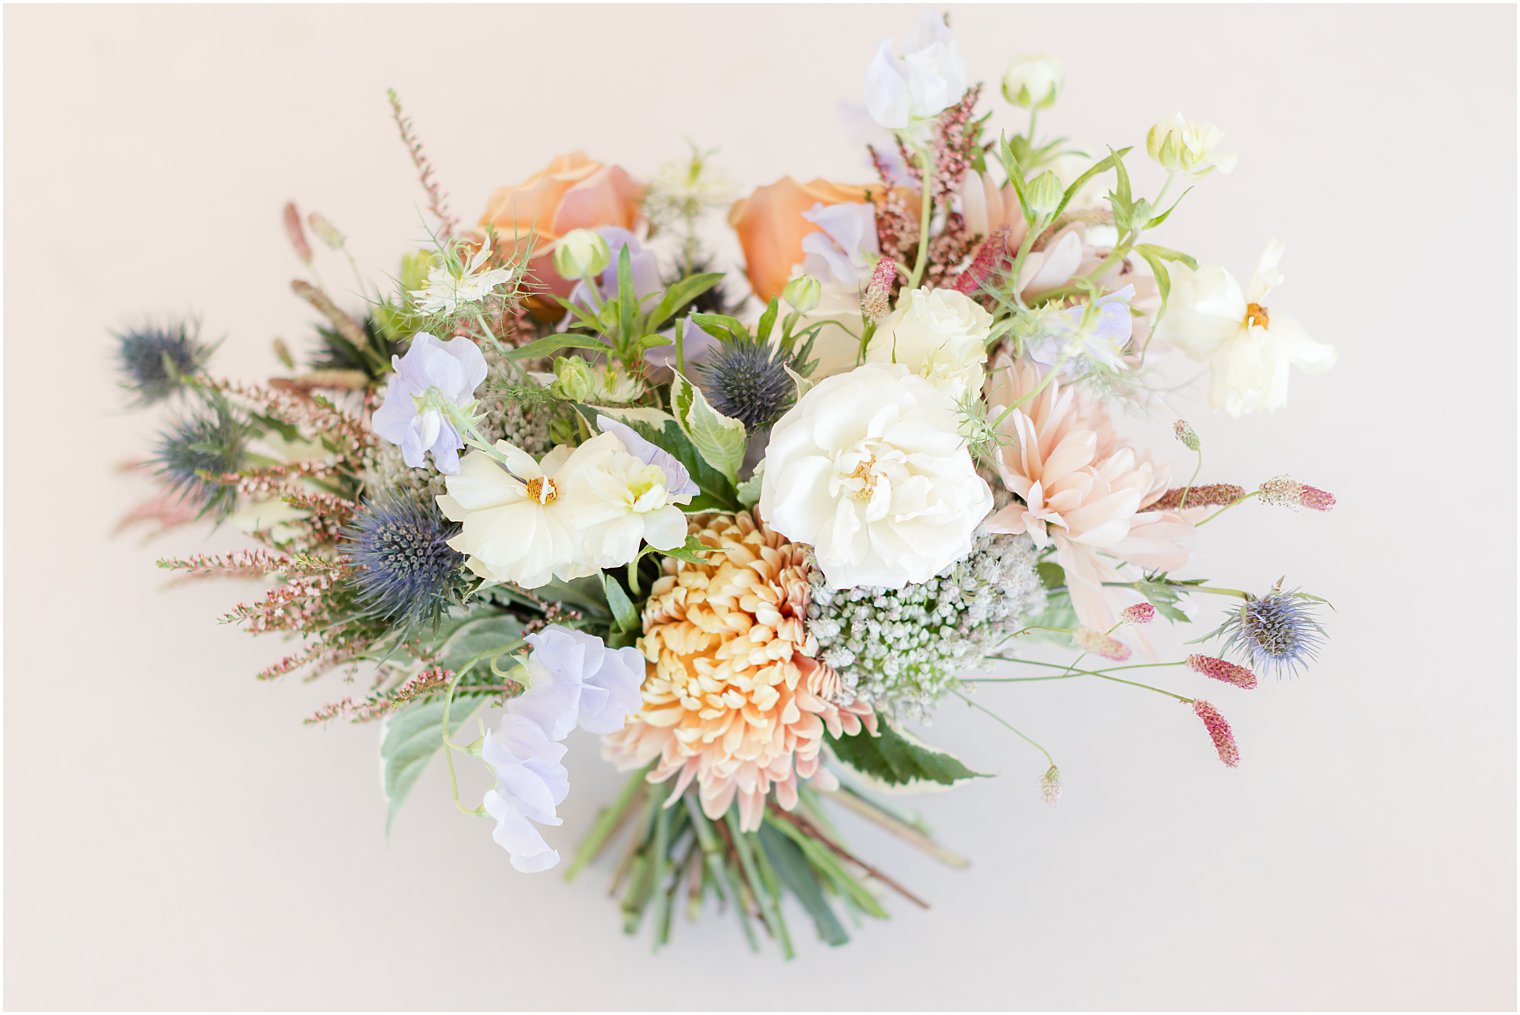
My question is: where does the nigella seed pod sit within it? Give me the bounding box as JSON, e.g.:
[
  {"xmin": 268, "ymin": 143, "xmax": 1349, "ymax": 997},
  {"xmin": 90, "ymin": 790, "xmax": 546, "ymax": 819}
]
[{"xmin": 344, "ymin": 493, "xmax": 465, "ymax": 630}]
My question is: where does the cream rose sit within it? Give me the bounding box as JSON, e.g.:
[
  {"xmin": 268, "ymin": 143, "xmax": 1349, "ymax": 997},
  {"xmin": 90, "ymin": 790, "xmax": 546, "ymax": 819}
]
[
  {"xmin": 758, "ymin": 363, "xmax": 992, "ymax": 589},
  {"xmin": 865, "ymin": 286, "xmax": 992, "ymax": 401}
]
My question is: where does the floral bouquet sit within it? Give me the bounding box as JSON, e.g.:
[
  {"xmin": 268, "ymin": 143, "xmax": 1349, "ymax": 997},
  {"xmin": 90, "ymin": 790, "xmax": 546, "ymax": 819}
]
[{"xmin": 117, "ymin": 13, "xmax": 1336, "ymax": 956}]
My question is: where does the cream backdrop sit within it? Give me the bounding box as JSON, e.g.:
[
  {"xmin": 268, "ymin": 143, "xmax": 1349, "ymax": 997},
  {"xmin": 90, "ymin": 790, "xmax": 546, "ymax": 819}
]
[{"xmin": 3, "ymin": 4, "xmax": 1515, "ymax": 1011}]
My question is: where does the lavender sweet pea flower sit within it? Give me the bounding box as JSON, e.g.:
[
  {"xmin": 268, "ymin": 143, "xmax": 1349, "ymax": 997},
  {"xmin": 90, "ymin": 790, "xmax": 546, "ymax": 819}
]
[
  {"xmin": 596, "ymin": 415, "xmax": 699, "ymax": 500},
  {"xmin": 801, "ymin": 202, "xmax": 880, "ymax": 288},
  {"xmin": 1027, "ymin": 285, "xmax": 1137, "ymax": 375},
  {"xmin": 370, "ymin": 332, "xmax": 487, "ymax": 474},
  {"xmin": 482, "ymin": 713, "xmax": 569, "ymax": 873},
  {"xmin": 516, "ymin": 625, "xmax": 647, "ymax": 738}
]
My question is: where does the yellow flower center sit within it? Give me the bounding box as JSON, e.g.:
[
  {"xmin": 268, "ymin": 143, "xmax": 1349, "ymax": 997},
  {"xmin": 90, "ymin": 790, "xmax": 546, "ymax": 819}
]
[
  {"xmin": 848, "ymin": 457, "xmax": 879, "ymax": 501},
  {"xmin": 525, "ymin": 476, "xmax": 557, "ymax": 505},
  {"xmin": 1245, "ymin": 302, "xmax": 1271, "ymax": 329}
]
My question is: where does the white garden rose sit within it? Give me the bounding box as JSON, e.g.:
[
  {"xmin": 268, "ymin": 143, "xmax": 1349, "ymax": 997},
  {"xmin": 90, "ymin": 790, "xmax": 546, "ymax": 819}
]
[
  {"xmin": 758, "ymin": 362, "xmax": 993, "ymax": 589},
  {"xmin": 865, "ymin": 286, "xmax": 992, "ymax": 400}
]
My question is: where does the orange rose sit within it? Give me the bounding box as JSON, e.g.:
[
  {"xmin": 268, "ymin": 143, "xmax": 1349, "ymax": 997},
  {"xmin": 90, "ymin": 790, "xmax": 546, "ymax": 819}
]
[
  {"xmin": 728, "ymin": 177, "xmax": 875, "ymax": 302},
  {"xmin": 480, "ymin": 152, "xmax": 645, "ymax": 298}
]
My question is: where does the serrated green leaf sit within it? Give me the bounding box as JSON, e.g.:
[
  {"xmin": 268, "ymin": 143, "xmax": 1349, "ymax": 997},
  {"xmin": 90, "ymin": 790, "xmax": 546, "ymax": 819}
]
[
  {"xmin": 379, "ymin": 694, "xmax": 482, "ymax": 833},
  {"xmin": 828, "ymin": 719, "xmax": 987, "ymax": 789},
  {"xmin": 658, "ymin": 534, "xmax": 710, "ymax": 566},
  {"xmin": 669, "ymin": 371, "xmax": 746, "ymax": 486}
]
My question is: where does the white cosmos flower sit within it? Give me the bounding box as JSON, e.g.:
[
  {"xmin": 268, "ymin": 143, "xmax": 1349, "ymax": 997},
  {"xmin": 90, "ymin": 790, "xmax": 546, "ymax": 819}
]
[
  {"xmin": 865, "ymin": 286, "xmax": 992, "ymax": 400},
  {"xmin": 864, "ymin": 13, "xmax": 968, "ymax": 134},
  {"xmin": 411, "ymin": 244, "xmax": 517, "ymax": 315},
  {"xmin": 438, "ymin": 429, "xmax": 694, "ymax": 588},
  {"xmin": 437, "ymin": 441, "xmax": 600, "ymax": 588},
  {"xmin": 1161, "ymin": 241, "xmax": 1336, "ymax": 416},
  {"xmin": 759, "ymin": 362, "xmax": 993, "ymax": 589}
]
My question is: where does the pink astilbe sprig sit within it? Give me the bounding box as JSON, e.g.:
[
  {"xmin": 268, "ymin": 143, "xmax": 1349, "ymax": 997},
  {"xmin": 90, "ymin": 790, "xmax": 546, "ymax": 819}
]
[
  {"xmin": 1072, "ymin": 627, "xmax": 1132, "ymax": 661},
  {"xmin": 390, "ymin": 667, "xmax": 455, "ymax": 706},
  {"xmin": 387, "ymin": 88, "xmax": 458, "ymax": 242},
  {"xmin": 1258, "ymin": 476, "xmax": 1337, "ymax": 512},
  {"xmin": 158, "ymin": 547, "xmax": 294, "ymax": 579},
  {"xmin": 305, "ymin": 696, "xmax": 393, "ymax": 726},
  {"xmin": 951, "ymin": 225, "xmax": 1011, "ymax": 298},
  {"xmin": 1191, "ymin": 699, "xmax": 1241, "ymax": 767},
  {"xmin": 861, "ymin": 256, "xmax": 897, "ymax": 323},
  {"xmin": 1187, "ymin": 654, "xmax": 1258, "ymax": 690},
  {"xmin": 894, "ymin": 85, "xmax": 985, "ymax": 204},
  {"xmin": 867, "ymin": 144, "xmax": 919, "ymax": 271}
]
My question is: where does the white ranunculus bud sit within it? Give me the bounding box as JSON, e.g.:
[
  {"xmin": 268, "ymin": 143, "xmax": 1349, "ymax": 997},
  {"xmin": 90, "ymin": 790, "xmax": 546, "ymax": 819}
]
[
  {"xmin": 1146, "ymin": 113, "xmax": 1237, "ymax": 178},
  {"xmin": 758, "ymin": 362, "xmax": 993, "ymax": 590},
  {"xmin": 552, "ymin": 228, "xmax": 611, "ymax": 280},
  {"xmin": 865, "ymin": 286, "xmax": 992, "ymax": 400},
  {"xmin": 1001, "ymin": 55, "xmax": 1064, "ymax": 109},
  {"xmin": 781, "ymin": 274, "xmax": 822, "ymax": 314},
  {"xmin": 863, "ymin": 13, "xmax": 968, "ymax": 134}
]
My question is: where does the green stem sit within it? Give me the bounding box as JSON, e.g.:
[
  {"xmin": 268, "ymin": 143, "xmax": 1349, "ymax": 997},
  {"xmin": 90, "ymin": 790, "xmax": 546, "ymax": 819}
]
[
  {"xmin": 1177, "ymin": 448, "xmax": 1204, "ymax": 510},
  {"xmin": 971, "ymin": 658, "xmax": 1195, "ymax": 703},
  {"xmin": 951, "ymin": 688, "xmax": 1056, "ymax": 767},
  {"xmin": 1196, "ymin": 491, "xmax": 1260, "ymax": 527}
]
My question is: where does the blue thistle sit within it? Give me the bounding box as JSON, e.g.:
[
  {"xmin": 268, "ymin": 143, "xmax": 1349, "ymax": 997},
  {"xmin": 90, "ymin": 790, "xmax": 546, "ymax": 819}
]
[
  {"xmin": 1216, "ymin": 588, "xmax": 1327, "ymax": 678},
  {"xmin": 344, "ymin": 494, "xmax": 464, "ymax": 629},
  {"xmin": 114, "ymin": 320, "xmax": 211, "ymax": 404},
  {"xmin": 699, "ymin": 336, "xmax": 794, "ymax": 429},
  {"xmin": 151, "ymin": 400, "xmax": 247, "ymax": 518}
]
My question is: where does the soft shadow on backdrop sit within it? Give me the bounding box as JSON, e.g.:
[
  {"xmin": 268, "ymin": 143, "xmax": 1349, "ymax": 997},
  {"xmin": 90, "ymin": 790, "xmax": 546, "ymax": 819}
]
[{"xmin": 4, "ymin": 4, "xmax": 1516, "ymax": 1010}]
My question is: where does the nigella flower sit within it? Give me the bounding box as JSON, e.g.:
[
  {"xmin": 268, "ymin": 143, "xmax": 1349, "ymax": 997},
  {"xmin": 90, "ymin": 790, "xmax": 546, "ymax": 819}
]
[
  {"xmin": 697, "ymin": 334, "xmax": 794, "ymax": 429},
  {"xmin": 343, "ymin": 493, "xmax": 463, "ymax": 629},
  {"xmin": 114, "ymin": 320, "xmax": 211, "ymax": 404},
  {"xmin": 371, "ymin": 332, "xmax": 487, "ymax": 474},
  {"xmin": 151, "ymin": 400, "xmax": 247, "ymax": 518},
  {"xmin": 1215, "ymin": 586, "xmax": 1327, "ymax": 679}
]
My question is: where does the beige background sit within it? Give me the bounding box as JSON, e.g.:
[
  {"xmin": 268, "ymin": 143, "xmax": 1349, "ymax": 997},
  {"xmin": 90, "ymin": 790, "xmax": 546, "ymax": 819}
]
[{"xmin": 4, "ymin": 4, "xmax": 1515, "ymax": 1010}]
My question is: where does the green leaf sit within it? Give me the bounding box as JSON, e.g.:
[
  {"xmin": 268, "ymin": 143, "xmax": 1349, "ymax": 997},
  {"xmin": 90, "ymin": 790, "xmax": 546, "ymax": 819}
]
[
  {"xmin": 1133, "ymin": 242, "xmax": 1197, "ymax": 270},
  {"xmin": 508, "ymin": 332, "xmax": 611, "ymax": 361},
  {"xmin": 437, "ymin": 614, "xmax": 525, "ymax": 675},
  {"xmin": 736, "ymin": 461, "xmax": 764, "ymax": 508},
  {"xmin": 828, "ymin": 719, "xmax": 988, "ymax": 789},
  {"xmin": 658, "ymin": 533, "xmax": 710, "ymax": 566},
  {"xmin": 648, "ymin": 273, "xmax": 724, "ymax": 330},
  {"xmin": 669, "ymin": 371, "xmax": 747, "ymax": 487},
  {"xmin": 616, "ymin": 244, "xmax": 636, "ymax": 344},
  {"xmin": 758, "ymin": 824, "xmax": 850, "ymax": 947},
  {"xmin": 755, "ymin": 298, "xmax": 779, "ymax": 343},
  {"xmin": 688, "ymin": 312, "xmax": 748, "ymax": 343},
  {"xmin": 601, "ymin": 572, "xmax": 639, "ymax": 634},
  {"xmin": 379, "ymin": 694, "xmax": 482, "ymax": 833}
]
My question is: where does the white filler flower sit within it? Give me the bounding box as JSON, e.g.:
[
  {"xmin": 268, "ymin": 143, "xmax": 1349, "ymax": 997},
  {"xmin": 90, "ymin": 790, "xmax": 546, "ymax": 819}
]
[
  {"xmin": 1161, "ymin": 241, "xmax": 1336, "ymax": 416},
  {"xmin": 866, "ymin": 286, "xmax": 992, "ymax": 400},
  {"xmin": 759, "ymin": 362, "xmax": 993, "ymax": 589}
]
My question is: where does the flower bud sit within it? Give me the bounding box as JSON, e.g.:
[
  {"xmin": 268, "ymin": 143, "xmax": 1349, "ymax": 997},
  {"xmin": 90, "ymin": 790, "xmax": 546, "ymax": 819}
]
[
  {"xmin": 1001, "ymin": 55, "xmax": 1064, "ymax": 109},
  {"xmin": 1025, "ymin": 171, "xmax": 1064, "ymax": 222},
  {"xmin": 549, "ymin": 356, "xmax": 595, "ymax": 401},
  {"xmin": 400, "ymin": 249, "xmax": 435, "ymax": 293},
  {"xmin": 781, "ymin": 274, "xmax": 822, "ymax": 314},
  {"xmin": 552, "ymin": 228, "xmax": 611, "ymax": 280},
  {"xmin": 1146, "ymin": 113, "xmax": 1236, "ymax": 178}
]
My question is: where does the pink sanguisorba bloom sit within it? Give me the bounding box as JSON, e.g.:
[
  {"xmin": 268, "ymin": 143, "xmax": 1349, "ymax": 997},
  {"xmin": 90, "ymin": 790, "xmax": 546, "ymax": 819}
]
[{"xmin": 983, "ymin": 356, "xmax": 1193, "ymax": 635}]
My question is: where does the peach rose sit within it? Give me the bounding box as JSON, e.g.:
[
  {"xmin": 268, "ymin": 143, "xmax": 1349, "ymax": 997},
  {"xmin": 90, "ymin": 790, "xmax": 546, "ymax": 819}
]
[
  {"xmin": 728, "ymin": 177, "xmax": 875, "ymax": 302},
  {"xmin": 480, "ymin": 152, "xmax": 645, "ymax": 298}
]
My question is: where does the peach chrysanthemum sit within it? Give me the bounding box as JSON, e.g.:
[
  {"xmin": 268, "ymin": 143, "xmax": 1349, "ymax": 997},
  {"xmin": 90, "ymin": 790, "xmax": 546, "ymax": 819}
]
[
  {"xmin": 602, "ymin": 512, "xmax": 876, "ymax": 831},
  {"xmin": 984, "ymin": 356, "xmax": 1194, "ymax": 640}
]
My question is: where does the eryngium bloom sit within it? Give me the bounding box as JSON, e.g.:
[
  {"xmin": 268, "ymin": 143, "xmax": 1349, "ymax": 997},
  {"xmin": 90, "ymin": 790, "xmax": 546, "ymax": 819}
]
[
  {"xmin": 114, "ymin": 320, "xmax": 210, "ymax": 404},
  {"xmin": 152, "ymin": 401, "xmax": 247, "ymax": 517},
  {"xmin": 344, "ymin": 493, "xmax": 463, "ymax": 629},
  {"xmin": 1217, "ymin": 588, "xmax": 1326, "ymax": 678},
  {"xmin": 698, "ymin": 335, "xmax": 794, "ymax": 429},
  {"xmin": 603, "ymin": 512, "xmax": 876, "ymax": 831}
]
